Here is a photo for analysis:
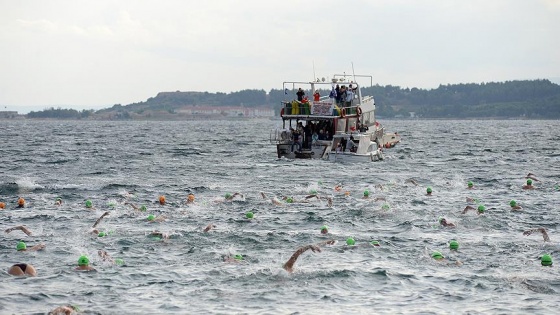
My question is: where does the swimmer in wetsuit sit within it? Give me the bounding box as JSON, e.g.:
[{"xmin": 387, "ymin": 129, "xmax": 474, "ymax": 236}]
[{"xmin": 8, "ymin": 263, "xmax": 37, "ymax": 276}]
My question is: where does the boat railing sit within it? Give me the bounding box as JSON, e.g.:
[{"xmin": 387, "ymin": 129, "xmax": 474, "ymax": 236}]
[{"xmin": 280, "ymin": 100, "xmax": 340, "ymax": 117}]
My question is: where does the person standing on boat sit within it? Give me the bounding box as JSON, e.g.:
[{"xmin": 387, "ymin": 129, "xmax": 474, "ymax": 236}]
[
  {"xmin": 313, "ymin": 90, "xmax": 320, "ymax": 102},
  {"xmin": 290, "ymin": 127, "xmax": 302, "ymax": 152},
  {"xmin": 335, "ymin": 85, "xmax": 341, "ymax": 105},
  {"xmin": 345, "ymin": 87, "xmax": 354, "ymax": 108},
  {"xmin": 338, "ymin": 86, "xmax": 347, "ymax": 107},
  {"xmin": 296, "ymin": 88, "xmax": 305, "ymax": 102}
]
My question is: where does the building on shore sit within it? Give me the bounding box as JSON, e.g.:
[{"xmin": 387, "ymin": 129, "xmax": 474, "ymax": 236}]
[{"xmin": 0, "ymin": 111, "xmax": 19, "ymax": 119}]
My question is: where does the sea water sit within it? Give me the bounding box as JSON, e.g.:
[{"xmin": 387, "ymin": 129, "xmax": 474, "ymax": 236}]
[{"xmin": 0, "ymin": 119, "xmax": 559, "ymax": 314}]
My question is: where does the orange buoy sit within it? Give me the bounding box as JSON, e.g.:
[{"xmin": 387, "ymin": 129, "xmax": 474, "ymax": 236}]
[{"xmin": 158, "ymin": 195, "xmax": 166, "ymax": 205}]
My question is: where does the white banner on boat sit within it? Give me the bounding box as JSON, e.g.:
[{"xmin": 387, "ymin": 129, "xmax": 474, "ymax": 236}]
[{"xmin": 311, "ymin": 102, "xmax": 334, "ymax": 116}]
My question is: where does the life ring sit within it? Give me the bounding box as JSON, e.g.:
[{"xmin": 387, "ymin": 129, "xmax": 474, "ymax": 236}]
[
  {"xmin": 356, "ymin": 107, "xmax": 362, "ymax": 116},
  {"xmin": 340, "ymin": 108, "xmax": 346, "ymax": 118},
  {"xmin": 280, "ymin": 108, "xmax": 285, "ymax": 117}
]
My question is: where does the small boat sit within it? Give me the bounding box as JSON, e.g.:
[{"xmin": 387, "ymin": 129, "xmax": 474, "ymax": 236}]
[{"xmin": 270, "ymin": 74, "xmax": 400, "ymax": 162}]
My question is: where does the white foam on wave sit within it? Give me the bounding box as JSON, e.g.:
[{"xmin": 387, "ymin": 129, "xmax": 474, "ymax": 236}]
[{"xmin": 14, "ymin": 177, "xmax": 44, "ymax": 190}]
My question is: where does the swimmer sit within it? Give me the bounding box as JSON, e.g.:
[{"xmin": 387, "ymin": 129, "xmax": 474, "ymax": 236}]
[
  {"xmin": 431, "ymin": 251, "xmax": 462, "ymax": 266},
  {"xmin": 426, "ymin": 187, "xmax": 433, "ymax": 196},
  {"xmin": 92, "ymin": 211, "xmax": 110, "ymax": 228},
  {"xmin": 326, "ymin": 197, "xmax": 333, "ymax": 207},
  {"xmin": 225, "ymin": 192, "xmax": 243, "ymax": 201},
  {"xmin": 186, "ymin": 193, "xmax": 195, "ymax": 204},
  {"xmin": 509, "ymin": 200, "xmax": 522, "ymax": 210},
  {"xmin": 283, "ymin": 240, "xmax": 335, "ymax": 273},
  {"xmin": 320, "ymin": 225, "xmax": 329, "ymax": 234},
  {"xmin": 467, "ymin": 181, "xmax": 474, "ymax": 189},
  {"xmin": 5, "ymin": 225, "xmax": 33, "ymax": 236},
  {"xmin": 462, "ymin": 205, "xmax": 485, "ymax": 215},
  {"xmin": 8, "ymin": 263, "xmax": 37, "ymax": 276},
  {"xmin": 260, "ymin": 192, "xmax": 284, "ymax": 206},
  {"xmin": 439, "ymin": 217, "xmax": 456, "ymax": 228},
  {"xmin": 147, "ymin": 214, "xmax": 166, "ymax": 223},
  {"xmin": 525, "ymin": 173, "xmax": 539, "ymax": 181},
  {"xmin": 523, "ymin": 227, "xmax": 550, "ymax": 242},
  {"xmin": 223, "ymin": 254, "xmax": 245, "ymax": 263},
  {"xmin": 98, "ymin": 250, "xmax": 124, "ymax": 265},
  {"xmin": 0, "ymin": 201, "xmax": 5, "ymax": 209},
  {"xmin": 405, "ymin": 178, "xmax": 419, "ymax": 186},
  {"xmin": 158, "ymin": 195, "xmax": 166, "ymax": 205},
  {"xmin": 84, "ymin": 199, "xmax": 95, "ymax": 210},
  {"xmin": 362, "ymin": 190, "xmax": 370, "ymax": 199},
  {"xmin": 55, "ymin": 197, "xmax": 63, "ymax": 206},
  {"xmin": 75, "ymin": 255, "xmax": 95, "ymax": 271},
  {"xmin": 48, "ymin": 305, "xmax": 79, "ymax": 315},
  {"xmin": 203, "ymin": 223, "xmax": 216, "ymax": 233},
  {"xmin": 17, "ymin": 197, "xmax": 25, "ymax": 208},
  {"xmin": 466, "ymin": 197, "xmax": 478, "ymax": 203},
  {"xmin": 148, "ymin": 230, "xmax": 170, "ymax": 240},
  {"xmin": 334, "ymin": 184, "xmax": 343, "ymax": 192},
  {"xmin": 124, "ymin": 202, "xmax": 147, "ymax": 212},
  {"xmin": 16, "ymin": 241, "xmax": 45, "ymax": 251},
  {"xmin": 522, "ymin": 179, "xmax": 535, "ymax": 190}
]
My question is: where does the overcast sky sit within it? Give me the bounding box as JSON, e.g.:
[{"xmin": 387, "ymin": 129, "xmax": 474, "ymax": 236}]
[{"xmin": 1, "ymin": 0, "xmax": 559, "ymax": 113}]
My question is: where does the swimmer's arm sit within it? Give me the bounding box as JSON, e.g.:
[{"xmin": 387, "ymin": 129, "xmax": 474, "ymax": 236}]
[
  {"xmin": 326, "ymin": 197, "xmax": 333, "ymax": 207},
  {"xmin": 124, "ymin": 202, "xmax": 140, "ymax": 211},
  {"xmin": 461, "ymin": 206, "xmax": 475, "ymax": 214},
  {"xmin": 305, "ymin": 194, "xmax": 319, "ymax": 200},
  {"xmin": 523, "ymin": 228, "xmax": 550, "ymax": 242},
  {"xmin": 316, "ymin": 240, "xmax": 336, "ymax": 247},
  {"xmin": 5, "ymin": 225, "xmax": 33, "ymax": 236},
  {"xmin": 29, "ymin": 243, "xmax": 46, "ymax": 251},
  {"xmin": 92, "ymin": 211, "xmax": 110, "ymax": 228},
  {"xmin": 260, "ymin": 192, "xmax": 267, "ymax": 199},
  {"xmin": 283, "ymin": 244, "xmax": 321, "ymax": 273},
  {"xmin": 203, "ymin": 223, "xmax": 216, "ymax": 233},
  {"xmin": 154, "ymin": 215, "xmax": 166, "ymax": 222}
]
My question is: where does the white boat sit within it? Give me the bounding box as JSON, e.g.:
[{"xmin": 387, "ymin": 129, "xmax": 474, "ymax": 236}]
[{"xmin": 270, "ymin": 74, "xmax": 401, "ymax": 162}]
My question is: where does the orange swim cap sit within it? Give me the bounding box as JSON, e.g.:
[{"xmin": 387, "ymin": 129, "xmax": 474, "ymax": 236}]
[
  {"xmin": 159, "ymin": 195, "xmax": 166, "ymax": 205},
  {"xmin": 18, "ymin": 197, "xmax": 25, "ymax": 206},
  {"xmin": 0, "ymin": 202, "xmax": 5, "ymax": 209},
  {"xmin": 187, "ymin": 194, "xmax": 195, "ymax": 202}
]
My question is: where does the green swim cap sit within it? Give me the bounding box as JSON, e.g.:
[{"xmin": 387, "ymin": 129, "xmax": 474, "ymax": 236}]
[
  {"xmin": 85, "ymin": 200, "xmax": 93, "ymax": 208},
  {"xmin": 427, "ymin": 187, "xmax": 432, "ymax": 194},
  {"xmin": 431, "ymin": 251, "xmax": 444, "ymax": 260},
  {"xmin": 98, "ymin": 232, "xmax": 106, "ymax": 237},
  {"xmin": 468, "ymin": 181, "xmax": 473, "ymax": 187},
  {"xmin": 234, "ymin": 254, "xmax": 243, "ymax": 260},
  {"xmin": 346, "ymin": 237, "xmax": 355, "ymax": 246},
  {"xmin": 286, "ymin": 197, "xmax": 293, "ymax": 203},
  {"xmin": 510, "ymin": 200, "xmax": 517, "ymax": 207},
  {"xmin": 554, "ymin": 184, "xmax": 559, "ymax": 190},
  {"xmin": 245, "ymin": 211, "xmax": 254, "ymax": 219},
  {"xmin": 140, "ymin": 205, "xmax": 147, "ymax": 212},
  {"xmin": 541, "ymin": 254, "xmax": 552, "ymax": 266},
  {"xmin": 78, "ymin": 255, "xmax": 89, "ymax": 266},
  {"xmin": 382, "ymin": 203, "xmax": 390, "ymax": 210},
  {"xmin": 108, "ymin": 201, "xmax": 116, "ymax": 208},
  {"xmin": 17, "ymin": 241, "xmax": 26, "ymax": 251},
  {"xmin": 320, "ymin": 225, "xmax": 328, "ymax": 231},
  {"xmin": 115, "ymin": 258, "xmax": 124, "ymax": 265},
  {"xmin": 225, "ymin": 193, "xmax": 232, "ymax": 199},
  {"xmin": 527, "ymin": 179, "xmax": 533, "ymax": 185},
  {"xmin": 371, "ymin": 240, "xmax": 380, "ymax": 246},
  {"xmin": 477, "ymin": 205, "xmax": 485, "ymax": 213},
  {"xmin": 449, "ymin": 240, "xmax": 459, "ymax": 250},
  {"xmin": 438, "ymin": 217, "xmax": 445, "ymax": 223},
  {"xmin": 310, "ymin": 189, "xmax": 317, "ymax": 195},
  {"xmin": 363, "ymin": 189, "xmax": 370, "ymax": 197},
  {"xmin": 147, "ymin": 214, "xmax": 155, "ymax": 221},
  {"xmin": 56, "ymin": 197, "xmax": 62, "ymax": 201}
]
